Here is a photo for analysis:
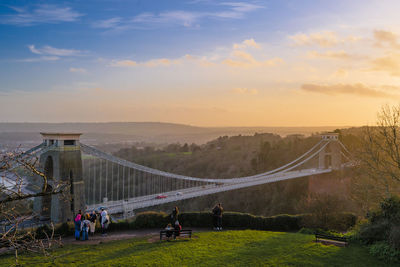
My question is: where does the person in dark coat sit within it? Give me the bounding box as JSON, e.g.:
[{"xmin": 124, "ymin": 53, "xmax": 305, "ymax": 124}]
[
  {"xmin": 170, "ymin": 206, "xmax": 179, "ymax": 224},
  {"xmin": 212, "ymin": 203, "xmax": 223, "ymax": 230},
  {"xmin": 165, "ymin": 223, "xmax": 173, "ymax": 240},
  {"xmin": 89, "ymin": 211, "xmax": 97, "ymax": 236},
  {"xmin": 216, "ymin": 203, "xmax": 223, "ymax": 230}
]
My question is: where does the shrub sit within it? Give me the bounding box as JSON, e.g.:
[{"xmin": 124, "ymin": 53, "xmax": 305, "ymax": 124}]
[
  {"xmin": 131, "ymin": 211, "xmax": 169, "ymax": 229},
  {"xmin": 358, "ymin": 219, "xmax": 390, "ymax": 244},
  {"xmin": 35, "ymin": 224, "xmax": 52, "ymax": 239},
  {"xmin": 358, "ymin": 196, "xmax": 400, "ymax": 246},
  {"xmin": 369, "ymin": 242, "xmax": 400, "ymax": 263},
  {"xmin": 108, "ymin": 219, "xmax": 131, "ymax": 232},
  {"xmin": 54, "ymin": 222, "xmax": 74, "ymax": 237},
  {"xmin": 389, "ymin": 226, "xmax": 400, "ymax": 250},
  {"xmin": 179, "ymin": 212, "xmax": 213, "ymax": 227},
  {"xmin": 47, "ymin": 210, "xmax": 357, "ymax": 237},
  {"xmin": 298, "ymin": 228, "xmax": 315, "ymax": 235},
  {"xmin": 299, "ymin": 212, "xmax": 357, "ymax": 231}
]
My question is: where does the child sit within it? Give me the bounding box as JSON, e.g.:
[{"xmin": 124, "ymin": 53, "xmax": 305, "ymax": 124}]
[{"xmin": 165, "ymin": 223, "xmax": 173, "ymax": 240}]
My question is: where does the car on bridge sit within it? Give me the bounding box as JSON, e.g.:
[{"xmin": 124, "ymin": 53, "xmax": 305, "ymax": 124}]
[
  {"xmin": 156, "ymin": 194, "xmax": 167, "ymax": 199},
  {"xmin": 175, "ymin": 192, "xmax": 183, "ymax": 196}
]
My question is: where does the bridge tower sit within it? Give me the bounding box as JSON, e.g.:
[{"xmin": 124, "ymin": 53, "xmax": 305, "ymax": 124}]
[
  {"xmin": 318, "ymin": 133, "xmax": 342, "ymax": 170},
  {"xmin": 34, "ymin": 133, "xmax": 86, "ymax": 223}
]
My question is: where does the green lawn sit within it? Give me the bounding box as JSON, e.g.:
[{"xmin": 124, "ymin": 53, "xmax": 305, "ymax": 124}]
[{"xmin": 0, "ymin": 230, "xmax": 393, "ymax": 266}]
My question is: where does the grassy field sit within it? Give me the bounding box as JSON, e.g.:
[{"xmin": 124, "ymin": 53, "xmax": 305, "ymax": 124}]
[{"xmin": 0, "ymin": 230, "xmax": 393, "ymax": 266}]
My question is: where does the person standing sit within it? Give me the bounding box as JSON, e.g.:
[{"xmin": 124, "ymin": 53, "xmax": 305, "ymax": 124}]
[
  {"xmin": 81, "ymin": 214, "xmax": 91, "ymax": 241},
  {"xmin": 100, "ymin": 208, "xmax": 109, "ymax": 236},
  {"xmin": 212, "ymin": 204, "xmax": 219, "ymax": 230},
  {"xmin": 89, "ymin": 211, "xmax": 97, "ymax": 236},
  {"xmin": 216, "ymin": 203, "xmax": 223, "ymax": 230},
  {"xmin": 74, "ymin": 210, "xmax": 82, "ymax": 240},
  {"xmin": 170, "ymin": 206, "xmax": 179, "ymax": 224},
  {"xmin": 212, "ymin": 203, "xmax": 223, "ymax": 230}
]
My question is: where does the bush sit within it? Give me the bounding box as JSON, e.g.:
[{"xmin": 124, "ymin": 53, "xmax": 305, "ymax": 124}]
[
  {"xmin": 298, "ymin": 228, "xmax": 315, "ymax": 235},
  {"xmin": 358, "ymin": 220, "xmax": 390, "ymax": 244},
  {"xmin": 54, "ymin": 222, "xmax": 74, "ymax": 237},
  {"xmin": 131, "ymin": 211, "xmax": 169, "ymax": 229},
  {"xmin": 179, "ymin": 212, "xmax": 213, "ymax": 227},
  {"xmin": 178, "ymin": 212, "xmax": 302, "ymax": 231},
  {"xmin": 299, "ymin": 212, "xmax": 357, "ymax": 231},
  {"xmin": 389, "ymin": 226, "xmax": 400, "ymax": 250},
  {"xmin": 358, "ymin": 196, "xmax": 400, "ymax": 246},
  {"xmin": 47, "ymin": 211, "xmax": 357, "ymax": 237},
  {"xmin": 35, "ymin": 224, "xmax": 53, "ymax": 239},
  {"xmin": 369, "ymin": 242, "xmax": 400, "ymax": 263}
]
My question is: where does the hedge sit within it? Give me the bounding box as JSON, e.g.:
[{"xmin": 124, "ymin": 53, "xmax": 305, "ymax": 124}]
[{"xmin": 39, "ymin": 211, "xmax": 357, "ymax": 237}]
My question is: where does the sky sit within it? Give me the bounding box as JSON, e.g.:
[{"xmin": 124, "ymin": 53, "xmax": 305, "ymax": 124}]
[{"xmin": 1, "ymin": 0, "xmax": 400, "ymax": 127}]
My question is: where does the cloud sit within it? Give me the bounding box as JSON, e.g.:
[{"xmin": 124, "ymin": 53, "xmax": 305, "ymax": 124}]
[
  {"xmin": 307, "ymin": 50, "xmax": 352, "ymax": 59},
  {"xmin": 18, "ymin": 56, "xmax": 59, "ymax": 62},
  {"xmin": 69, "ymin": 67, "xmax": 87, "ymax": 73},
  {"xmin": 94, "ymin": 2, "xmax": 263, "ymax": 31},
  {"xmin": 332, "ymin": 69, "xmax": 349, "ymax": 77},
  {"xmin": 110, "ymin": 58, "xmax": 182, "ymax": 67},
  {"xmin": 143, "ymin": 58, "xmax": 177, "ymax": 67},
  {"xmin": 0, "ymin": 5, "xmax": 83, "ymax": 26},
  {"xmin": 28, "ymin": 45, "xmax": 82, "ymax": 56},
  {"xmin": 300, "ymin": 83, "xmax": 397, "ymax": 98},
  {"xmin": 231, "ymin": 87, "xmax": 258, "ymax": 95},
  {"xmin": 370, "ymin": 53, "xmax": 400, "ymax": 76},
  {"xmin": 222, "ymin": 50, "xmax": 284, "ymax": 68},
  {"xmin": 373, "ymin": 29, "xmax": 400, "ymax": 49},
  {"xmin": 110, "ymin": 60, "xmax": 137, "ymax": 67},
  {"xmin": 289, "ymin": 31, "xmax": 339, "ymax": 47},
  {"xmin": 233, "ymin": 38, "xmax": 260, "ymax": 49},
  {"xmin": 93, "ymin": 17, "xmax": 122, "ymax": 29}
]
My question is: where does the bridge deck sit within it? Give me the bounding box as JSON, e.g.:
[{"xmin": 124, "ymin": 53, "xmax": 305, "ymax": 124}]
[{"xmin": 87, "ymin": 168, "xmax": 331, "ymax": 214}]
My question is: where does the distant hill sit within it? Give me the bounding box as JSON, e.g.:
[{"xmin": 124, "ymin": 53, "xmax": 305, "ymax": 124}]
[{"xmin": 0, "ymin": 122, "xmax": 344, "ymax": 151}]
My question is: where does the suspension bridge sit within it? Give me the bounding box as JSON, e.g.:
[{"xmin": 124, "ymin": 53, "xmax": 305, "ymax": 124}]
[{"xmin": 3, "ymin": 132, "xmax": 352, "ymax": 223}]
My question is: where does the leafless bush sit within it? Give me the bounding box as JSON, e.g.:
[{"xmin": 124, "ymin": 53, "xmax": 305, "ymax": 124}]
[{"xmin": 0, "ymin": 149, "xmax": 67, "ymax": 264}]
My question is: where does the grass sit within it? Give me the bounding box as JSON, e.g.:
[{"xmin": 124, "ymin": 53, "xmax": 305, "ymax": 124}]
[{"xmin": 0, "ymin": 230, "xmax": 394, "ymax": 266}]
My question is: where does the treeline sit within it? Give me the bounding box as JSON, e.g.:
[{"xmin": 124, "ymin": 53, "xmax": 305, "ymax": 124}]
[
  {"xmin": 110, "ymin": 132, "xmax": 356, "ymax": 217},
  {"xmin": 114, "ymin": 133, "xmax": 320, "ymax": 179}
]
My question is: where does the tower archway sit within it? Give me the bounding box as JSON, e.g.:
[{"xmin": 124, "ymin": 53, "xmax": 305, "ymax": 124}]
[{"xmin": 35, "ymin": 133, "xmax": 85, "ymax": 223}]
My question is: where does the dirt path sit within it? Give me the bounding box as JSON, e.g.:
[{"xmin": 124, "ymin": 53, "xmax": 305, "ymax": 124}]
[{"xmin": 62, "ymin": 228, "xmax": 209, "ymax": 245}]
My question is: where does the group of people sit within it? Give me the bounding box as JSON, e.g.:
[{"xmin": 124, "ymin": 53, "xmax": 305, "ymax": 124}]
[
  {"xmin": 164, "ymin": 206, "xmax": 182, "ymax": 240},
  {"xmin": 73, "ymin": 203, "xmax": 223, "ymax": 241},
  {"xmin": 163, "ymin": 203, "xmax": 224, "ymax": 239},
  {"xmin": 74, "ymin": 208, "xmax": 110, "ymax": 241}
]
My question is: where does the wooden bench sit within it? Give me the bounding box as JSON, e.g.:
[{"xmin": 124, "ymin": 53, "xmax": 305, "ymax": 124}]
[
  {"xmin": 160, "ymin": 229, "xmax": 192, "ymax": 241},
  {"xmin": 315, "ymin": 232, "xmax": 348, "ymax": 246}
]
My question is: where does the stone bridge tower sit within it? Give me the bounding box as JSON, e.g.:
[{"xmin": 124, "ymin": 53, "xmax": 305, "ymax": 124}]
[
  {"xmin": 318, "ymin": 133, "xmax": 342, "ymax": 170},
  {"xmin": 35, "ymin": 133, "xmax": 86, "ymax": 223}
]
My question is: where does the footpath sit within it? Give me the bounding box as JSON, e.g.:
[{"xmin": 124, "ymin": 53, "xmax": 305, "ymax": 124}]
[{"xmin": 62, "ymin": 228, "xmax": 208, "ymax": 245}]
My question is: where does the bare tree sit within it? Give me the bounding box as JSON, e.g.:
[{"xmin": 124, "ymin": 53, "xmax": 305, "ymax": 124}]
[
  {"xmin": 0, "ymin": 149, "xmax": 67, "ymax": 265},
  {"xmin": 359, "ymin": 105, "xmax": 400, "ymax": 197}
]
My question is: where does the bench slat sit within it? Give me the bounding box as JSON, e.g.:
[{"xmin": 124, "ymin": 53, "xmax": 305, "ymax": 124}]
[
  {"xmin": 315, "ymin": 233, "xmax": 348, "ymax": 246},
  {"xmin": 160, "ymin": 229, "xmax": 192, "ymax": 240}
]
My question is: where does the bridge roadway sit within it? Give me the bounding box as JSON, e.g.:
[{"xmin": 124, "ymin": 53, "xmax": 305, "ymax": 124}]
[{"xmin": 87, "ymin": 168, "xmax": 331, "ymax": 215}]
